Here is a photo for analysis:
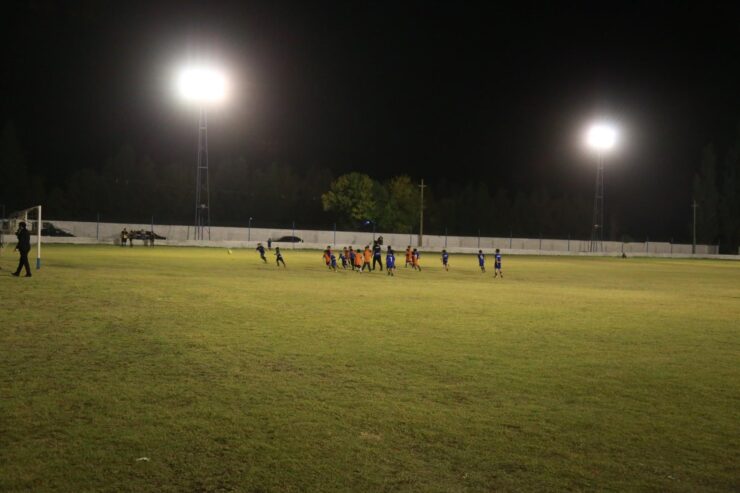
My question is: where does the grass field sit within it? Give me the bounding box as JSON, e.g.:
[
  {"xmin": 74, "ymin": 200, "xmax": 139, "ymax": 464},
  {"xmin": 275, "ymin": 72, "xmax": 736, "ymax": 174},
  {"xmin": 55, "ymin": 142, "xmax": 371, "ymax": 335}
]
[{"xmin": 1, "ymin": 244, "xmax": 739, "ymax": 492}]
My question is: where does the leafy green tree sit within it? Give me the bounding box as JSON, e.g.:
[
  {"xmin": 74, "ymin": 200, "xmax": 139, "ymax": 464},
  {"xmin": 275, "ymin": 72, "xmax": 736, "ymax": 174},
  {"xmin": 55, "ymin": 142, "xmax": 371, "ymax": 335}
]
[
  {"xmin": 377, "ymin": 175, "xmax": 419, "ymax": 232},
  {"xmin": 321, "ymin": 172, "xmax": 377, "ymax": 228}
]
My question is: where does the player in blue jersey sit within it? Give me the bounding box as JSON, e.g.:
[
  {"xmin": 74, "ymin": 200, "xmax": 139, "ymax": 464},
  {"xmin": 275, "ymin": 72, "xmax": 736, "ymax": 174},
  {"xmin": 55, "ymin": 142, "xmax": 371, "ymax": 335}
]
[
  {"xmin": 494, "ymin": 248, "xmax": 503, "ymax": 278},
  {"xmin": 386, "ymin": 246, "xmax": 396, "ymax": 276},
  {"xmin": 330, "ymin": 253, "xmax": 338, "ymax": 271},
  {"xmin": 477, "ymin": 249, "xmax": 485, "ymax": 272},
  {"xmin": 441, "ymin": 249, "xmax": 449, "ymax": 271},
  {"xmin": 256, "ymin": 243, "xmax": 267, "ymax": 263},
  {"xmin": 339, "ymin": 251, "xmax": 348, "ymax": 269}
]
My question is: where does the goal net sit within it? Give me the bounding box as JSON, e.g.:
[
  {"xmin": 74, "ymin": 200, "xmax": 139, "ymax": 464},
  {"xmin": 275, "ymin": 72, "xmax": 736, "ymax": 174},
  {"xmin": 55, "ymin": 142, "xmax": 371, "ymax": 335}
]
[{"xmin": 0, "ymin": 205, "xmax": 43, "ymax": 269}]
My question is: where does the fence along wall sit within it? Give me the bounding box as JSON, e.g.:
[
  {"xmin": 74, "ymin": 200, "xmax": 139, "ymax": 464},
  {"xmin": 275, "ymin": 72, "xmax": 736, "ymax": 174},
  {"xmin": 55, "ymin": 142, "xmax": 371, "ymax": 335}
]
[{"xmin": 29, "ymin": 220, "xmax": 720, "ymax": 256}]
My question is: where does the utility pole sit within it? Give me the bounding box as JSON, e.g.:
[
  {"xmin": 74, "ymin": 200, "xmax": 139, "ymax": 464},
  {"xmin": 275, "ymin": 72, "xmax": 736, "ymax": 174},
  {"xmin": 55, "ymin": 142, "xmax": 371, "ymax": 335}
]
[
  {"xmin": 418, "ymin": 178, "xmax": 426, "ymax": 247},
  {"xmin": 692, "ymin": 200, "xmax": 698, "ymax": 254}
]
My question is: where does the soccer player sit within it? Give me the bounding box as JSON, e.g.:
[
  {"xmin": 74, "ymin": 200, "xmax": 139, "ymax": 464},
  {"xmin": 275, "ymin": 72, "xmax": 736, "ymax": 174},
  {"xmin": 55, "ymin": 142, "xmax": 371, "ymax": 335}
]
[
  {"xmin": 120, "ymin": 228, "xmax": 128, "ymax": 247},
  {"xmin": 339, "ymin": 251, "xmax": 348, "ymax": 269},
  {"xmin": 412, "ymin": 248, "xmax": 422, "ymax": 271},
  {"xmin": 256, "ymin": 243, "xmax": 267, "ymax": 263},
  {"xmin": 330, "ymin": 253, "xmax": 338, "ymax": 271},
  {"xmin": 441, "ymin": 249, "xmax": 449, "ymax": 271},
  {"xmin": 363, "ymin": 245, "xmax": 373, "ymax": 272},
  {"xmin": 405, "ymin": 246, "xmax": 413, "ymax": 268},
  {"xmin": 343, "ymin": 246, "xmax": 349, "ymax": 264},
  {"xmin": 275, "ymin": 247, "xmax": 286, "ymax": 267},
  {"xmin": 386, "ymin": 246, "xmax": 396, "ymax": 276},
  {"xmin": 477, "ymin": 249, "xmax": 486, "ymax": 272},
  {"xmin": 494, "ymin": 248, "xmax": 503, "ymax": 278},
  {"xmin": 349, "ymin": 247, "xmax": 356, "ymax": 271},
  {"xmin": 354, "ymin": 246, "xmax": 363, "ymax": 271},
  {"xmin": 323, "ymin": 248, "xmax": 331, "ymax": 268}
]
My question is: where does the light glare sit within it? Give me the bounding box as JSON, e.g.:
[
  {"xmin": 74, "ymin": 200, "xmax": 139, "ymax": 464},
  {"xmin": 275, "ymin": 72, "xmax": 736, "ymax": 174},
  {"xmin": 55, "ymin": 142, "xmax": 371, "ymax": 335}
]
[
  {"xmin": 177, "ymin": 67, "xmax": 228, "ymax": 104},
  {"xmin": 586, "ymin": 123, "xmax": 617, "ymax": 151}
]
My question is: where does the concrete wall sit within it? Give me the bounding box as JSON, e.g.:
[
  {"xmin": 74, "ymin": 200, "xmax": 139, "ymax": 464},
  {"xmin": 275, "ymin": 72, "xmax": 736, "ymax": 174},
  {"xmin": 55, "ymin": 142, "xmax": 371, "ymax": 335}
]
[
  {"xmin": 2, "ymin": 218, "xmax": 727, "ymax": 257},
  {"xmin": 3, "ymin": 219, "xmax": 727, "ymax": 259},
  {"xmin": 40, "ymin": 219, "xmax": 720, "ymax": 254}
]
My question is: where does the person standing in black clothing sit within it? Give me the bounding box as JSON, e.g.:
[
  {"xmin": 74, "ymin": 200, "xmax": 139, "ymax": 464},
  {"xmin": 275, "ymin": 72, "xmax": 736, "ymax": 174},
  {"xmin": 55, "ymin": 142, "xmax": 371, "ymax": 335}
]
[
  {"xmin": 12, "ymin": 221, "xmax": 32, "ymax": 277},
  {"xmin": 372, "ymin": 240, "xmax": 383, "ymax": 271}
]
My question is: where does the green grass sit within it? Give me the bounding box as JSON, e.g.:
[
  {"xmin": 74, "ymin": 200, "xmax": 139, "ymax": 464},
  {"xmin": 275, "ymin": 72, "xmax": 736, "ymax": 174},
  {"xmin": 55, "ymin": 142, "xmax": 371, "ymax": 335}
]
[{"xmin": 1, "ymin": 245, "xmax": 739, "ymax": 492}]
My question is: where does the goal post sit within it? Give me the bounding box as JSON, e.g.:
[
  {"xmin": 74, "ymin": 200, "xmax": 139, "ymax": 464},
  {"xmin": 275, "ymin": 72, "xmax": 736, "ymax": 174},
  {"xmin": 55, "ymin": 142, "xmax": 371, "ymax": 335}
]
[{"xmin": 1, "ymin": 205, "xmax": 42, "ymax": 269}]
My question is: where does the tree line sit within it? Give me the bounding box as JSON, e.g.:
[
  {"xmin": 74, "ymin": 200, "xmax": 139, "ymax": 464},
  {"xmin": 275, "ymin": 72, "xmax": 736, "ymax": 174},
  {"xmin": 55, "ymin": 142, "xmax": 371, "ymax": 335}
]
[
  {"xmin": 692, "ymin": 131, "xmax": 740, "ymax": 252},
  {"xmin": 2, "ymin": 119, "xmax": 739, "ymax": 251}
]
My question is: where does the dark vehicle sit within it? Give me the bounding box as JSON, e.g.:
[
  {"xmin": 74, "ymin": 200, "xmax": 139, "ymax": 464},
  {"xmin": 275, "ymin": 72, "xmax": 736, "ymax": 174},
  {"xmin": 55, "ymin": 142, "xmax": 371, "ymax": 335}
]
[
  {"xmin": 129, "ymin": 230, "xmax": 166, "ymax": 240},
  {"xmin": 274, "ymin": 236, "xmax": 303, "ymax": 243},
  {"xmin": 41, "ymin": 222, "xmax": 75, "ymax": 237}
]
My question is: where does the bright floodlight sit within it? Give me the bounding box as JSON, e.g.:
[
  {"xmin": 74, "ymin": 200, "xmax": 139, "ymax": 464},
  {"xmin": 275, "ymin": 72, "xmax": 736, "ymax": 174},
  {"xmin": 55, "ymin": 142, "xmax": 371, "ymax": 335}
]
[
  {"xmin": 586, "ymin": 123, "xmax": 617, "ymax": 151},
  {"xmin": 177, "ymin": 66, "xmax": 228, "ymax": 104}
]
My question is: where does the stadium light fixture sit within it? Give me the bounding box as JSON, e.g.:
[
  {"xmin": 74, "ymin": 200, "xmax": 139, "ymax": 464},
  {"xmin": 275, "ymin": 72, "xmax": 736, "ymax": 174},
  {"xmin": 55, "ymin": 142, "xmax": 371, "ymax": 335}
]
[
  {"xmin": 585, "ymin": 123, "xmax": 618, "ymax": 152},
  {"xmin": 177, "ymin": 66, "xmax": 228, "ymax": 104}
]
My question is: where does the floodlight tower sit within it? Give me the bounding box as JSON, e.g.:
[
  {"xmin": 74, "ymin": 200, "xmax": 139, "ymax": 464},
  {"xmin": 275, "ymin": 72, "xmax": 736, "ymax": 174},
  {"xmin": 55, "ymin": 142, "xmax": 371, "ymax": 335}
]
[
  {"xmin": 177, "ymin": 66, "xmax": 228, "ymax": 240},
  {"xmin": 585, "ymin": 123, "xmax": 617, "ymax": 252}
]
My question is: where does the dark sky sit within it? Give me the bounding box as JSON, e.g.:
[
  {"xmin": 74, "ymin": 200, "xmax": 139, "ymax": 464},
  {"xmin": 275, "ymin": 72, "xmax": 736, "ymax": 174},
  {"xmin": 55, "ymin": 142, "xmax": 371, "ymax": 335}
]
[{"xmin": 3, "ymin": 0, "xmax": 740, "ymax": 236}]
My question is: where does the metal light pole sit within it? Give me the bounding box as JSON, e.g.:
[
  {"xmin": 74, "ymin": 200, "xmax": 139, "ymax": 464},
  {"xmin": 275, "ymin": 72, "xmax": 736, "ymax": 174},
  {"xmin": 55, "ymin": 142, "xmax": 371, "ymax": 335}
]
[
  {"xmin": 692, "ymin": 200, "xmax": 698, "ymax": 254},
  {"xmin": 418, "ymin": 178, "xmax": 426, "ymax": 247},
  {"xmin": 590, "ymin": 153, "xmax": 605, "ymax": 252},
  {"xmin": 585, "ymin": 123, "xmax": 617, "ymax": 253},
  {"xmin": 248, "ymin": 217, "xmax": 252, "ymax": 241},
  {"xmin": 178, "ymin": 65, "xmax": 227, "ymax": 241},
  {"xmin": 194, "ymin": 107, "xmax": 210, "ymax": 240}
]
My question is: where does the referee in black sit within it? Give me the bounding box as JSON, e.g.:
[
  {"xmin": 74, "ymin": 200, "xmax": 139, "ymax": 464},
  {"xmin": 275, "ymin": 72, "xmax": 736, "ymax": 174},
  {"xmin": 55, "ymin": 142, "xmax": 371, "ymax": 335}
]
[
  {"xmin": 372, "ymin": 240, "xmax": 383, "ymax": 271},
  {"xmin": 12, "ymin": 221, "xmax": 32, "ymax": 277}
]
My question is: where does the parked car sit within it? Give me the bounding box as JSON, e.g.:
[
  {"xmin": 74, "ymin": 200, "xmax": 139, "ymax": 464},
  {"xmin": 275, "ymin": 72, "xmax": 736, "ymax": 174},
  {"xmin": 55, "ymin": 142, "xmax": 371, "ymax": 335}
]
[
  {"xmin": 273, "ymin": 235, "xmax": 303, "ymax": 243},
  {"xmin": 41, "ymin": 222, "xmax": 75, "ymax": 237}
]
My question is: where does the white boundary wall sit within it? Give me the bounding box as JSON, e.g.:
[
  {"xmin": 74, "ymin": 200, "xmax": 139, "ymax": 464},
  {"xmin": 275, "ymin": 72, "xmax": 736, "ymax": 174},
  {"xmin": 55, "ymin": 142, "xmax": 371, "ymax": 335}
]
[{"xmin": 3, "ymin": 219, "xmax": 731, "ymax": 259}]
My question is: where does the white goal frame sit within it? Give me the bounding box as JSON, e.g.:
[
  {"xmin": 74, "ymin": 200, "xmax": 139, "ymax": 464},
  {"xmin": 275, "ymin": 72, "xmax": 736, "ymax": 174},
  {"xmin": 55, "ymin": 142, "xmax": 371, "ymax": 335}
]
[{"xmin": 1, "ymin": 205, "xmax": 43, "ymax": 269}]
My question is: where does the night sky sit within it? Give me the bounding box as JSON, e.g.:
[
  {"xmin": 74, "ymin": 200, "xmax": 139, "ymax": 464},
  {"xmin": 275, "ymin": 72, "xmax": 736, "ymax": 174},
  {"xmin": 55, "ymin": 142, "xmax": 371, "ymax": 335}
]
[{"xmin": 3, "ymin": 1, "xmax": 740, "ymax": 237}]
